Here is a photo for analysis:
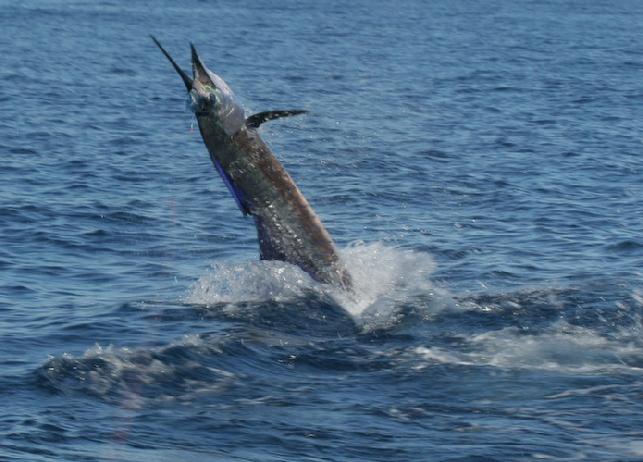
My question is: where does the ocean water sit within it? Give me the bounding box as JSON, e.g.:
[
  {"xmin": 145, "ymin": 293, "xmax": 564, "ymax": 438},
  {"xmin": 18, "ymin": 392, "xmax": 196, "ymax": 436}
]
[{"xmin": 1, "ymin": 0, "xmax": 642, "ymax": 460}]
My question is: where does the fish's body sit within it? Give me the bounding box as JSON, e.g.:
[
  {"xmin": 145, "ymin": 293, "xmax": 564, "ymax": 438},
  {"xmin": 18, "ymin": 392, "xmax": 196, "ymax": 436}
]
[{"xmin": 153, "ymin": 38, "xmax": 352, "ymax": 290}]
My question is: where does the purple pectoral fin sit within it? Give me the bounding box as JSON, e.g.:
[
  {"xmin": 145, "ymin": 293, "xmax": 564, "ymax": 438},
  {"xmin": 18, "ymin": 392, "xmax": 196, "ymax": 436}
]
[{"xmin": 211, "ymin": 158, "xmax": 251, "ymax": 216}]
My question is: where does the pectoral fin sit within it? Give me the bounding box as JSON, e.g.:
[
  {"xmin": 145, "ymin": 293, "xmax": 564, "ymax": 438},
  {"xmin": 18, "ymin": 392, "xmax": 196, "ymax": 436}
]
[
  {"xmin": 211, "ymin": 157, "xmax": 251, "ymax": 216},
  {"xmin": 246, "ymin": 110, "xmax": 308, "ymax": 129}
]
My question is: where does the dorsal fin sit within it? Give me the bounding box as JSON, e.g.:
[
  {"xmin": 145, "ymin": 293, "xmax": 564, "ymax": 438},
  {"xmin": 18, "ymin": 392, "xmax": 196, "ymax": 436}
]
[{"xmin": 246, "ymin": 110, "xmax": 307, "ymax": 129}]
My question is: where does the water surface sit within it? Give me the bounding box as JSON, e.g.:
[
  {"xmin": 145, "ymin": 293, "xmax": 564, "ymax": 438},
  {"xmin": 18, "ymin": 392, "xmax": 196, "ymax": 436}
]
[{"xmin": 1, "ymin": 0, "xmax": 642, "ymax": 460}]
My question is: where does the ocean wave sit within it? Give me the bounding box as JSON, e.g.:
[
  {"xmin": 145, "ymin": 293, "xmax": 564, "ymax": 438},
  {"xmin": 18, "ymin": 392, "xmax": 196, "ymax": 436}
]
[
  {"xmin": 36, "ymin": 334, "xmax": 244, "ymax": 406},
  {"xmin": 412, "ymin": 319, "xmax": 643, "ymax": 374}
]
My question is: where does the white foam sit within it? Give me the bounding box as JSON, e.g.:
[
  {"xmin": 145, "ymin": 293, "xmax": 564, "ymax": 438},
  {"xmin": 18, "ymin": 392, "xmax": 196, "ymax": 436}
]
[
  {"xmin": 184, "ymin": 259, "xmax": 314, "ymax": 305},
  {"xmin": 334, "ymin": 241, "xmax": 441, "ymax": 312},
  {"xmin": 46, "ymin": 335, "xmax": 235, "ymax": 406},
  {"xmin": 184, "ymin": 242, "xmax": 450, "ymax": 325},
  {"xmin": 413, "ymin": 320, "xmax": 643, "ymax": 374}
]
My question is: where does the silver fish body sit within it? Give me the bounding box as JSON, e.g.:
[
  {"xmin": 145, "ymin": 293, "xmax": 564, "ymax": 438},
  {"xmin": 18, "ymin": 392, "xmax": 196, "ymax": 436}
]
[{"xmin": 152, "ymin": 37, "xmax": 352, "ymax": 290}]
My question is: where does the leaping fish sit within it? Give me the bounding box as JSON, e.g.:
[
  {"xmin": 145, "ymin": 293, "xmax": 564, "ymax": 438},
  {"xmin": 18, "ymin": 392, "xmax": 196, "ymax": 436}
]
[{"xmin": 152, "ymin": 37, "xmax": 352, "ymax": 290}]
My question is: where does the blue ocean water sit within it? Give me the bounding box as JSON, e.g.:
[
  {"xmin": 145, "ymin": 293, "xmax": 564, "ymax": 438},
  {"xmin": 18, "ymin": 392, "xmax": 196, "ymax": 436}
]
[{"xmin": 1, "ymin": 0, "xmax": 642, "ymax": 460}]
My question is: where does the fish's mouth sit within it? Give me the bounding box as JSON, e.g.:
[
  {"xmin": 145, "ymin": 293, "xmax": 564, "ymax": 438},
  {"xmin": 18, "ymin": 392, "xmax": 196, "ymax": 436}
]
[
  {"xmin": 152, "ymin": 36, "xmax": 220, "ymax": 116},
  {"xmin": 150, "ymin": 35, "xmax": 218, "ymax": 92},
  {"xmin": 153, "ymin": 36, "xmax": 246, "ymax": 135}
]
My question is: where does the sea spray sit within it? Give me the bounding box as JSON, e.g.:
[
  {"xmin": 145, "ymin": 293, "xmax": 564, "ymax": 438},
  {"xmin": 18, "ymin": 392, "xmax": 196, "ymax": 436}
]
[{"xmin": 185, "ymin": 242, "xmax": 452, "ymax": 328}]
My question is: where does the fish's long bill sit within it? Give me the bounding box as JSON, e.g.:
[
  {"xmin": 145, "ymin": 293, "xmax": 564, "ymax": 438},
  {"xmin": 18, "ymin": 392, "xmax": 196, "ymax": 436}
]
[{"xmin": 151, "ymin": 35, "xmax": 193, "ymax": 92}]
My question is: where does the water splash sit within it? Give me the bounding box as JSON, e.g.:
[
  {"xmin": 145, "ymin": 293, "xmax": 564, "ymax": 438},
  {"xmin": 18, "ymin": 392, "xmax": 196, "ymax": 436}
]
[
  {"xmin": 184, "ymin": 242, "xmax": 450, "ymax": 325},
  {"xmin": 184, "ymin": 259, "xmax": 313, "ymax": 305},
  {"xmin": 333, "ymin": 242, "xmax": 451, "ymax": 326}
]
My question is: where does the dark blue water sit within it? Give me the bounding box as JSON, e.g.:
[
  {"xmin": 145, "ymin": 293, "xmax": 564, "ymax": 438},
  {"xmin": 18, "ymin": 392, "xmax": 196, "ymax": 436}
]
[{"xmin": 2, "ymin": 0, "xmax": 642, "ymax": 460}]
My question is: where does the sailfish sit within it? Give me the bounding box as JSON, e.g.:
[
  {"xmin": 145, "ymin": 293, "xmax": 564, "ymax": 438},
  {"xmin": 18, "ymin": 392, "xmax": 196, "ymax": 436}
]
[{"xmin": 152, "ymin": 37, "xmax": 352, "ymax": 290}]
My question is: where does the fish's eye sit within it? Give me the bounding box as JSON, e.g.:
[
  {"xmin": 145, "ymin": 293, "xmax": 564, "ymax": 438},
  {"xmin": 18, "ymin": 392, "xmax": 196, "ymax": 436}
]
[{"xmin": 186, "ymin": 90, "xmax": 213, "ymax": 115}]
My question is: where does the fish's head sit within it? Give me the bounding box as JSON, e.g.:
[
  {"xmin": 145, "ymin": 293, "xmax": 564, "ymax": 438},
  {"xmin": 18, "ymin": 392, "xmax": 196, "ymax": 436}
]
[{"xmin": 152, "ymin": 37, "xmax": 246, "ymax": 136}]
